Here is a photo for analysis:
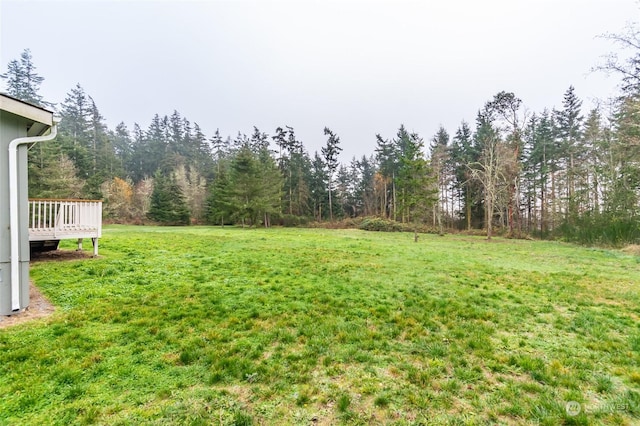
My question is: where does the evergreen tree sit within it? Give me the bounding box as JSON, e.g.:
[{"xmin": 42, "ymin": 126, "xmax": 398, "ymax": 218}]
[
  {"xmin": 554, "ymin": 86, "xmax": 585, "ymax": 223},
  {"xmin": 582, "ymin": 108, "xmax": 606, "ymax": 215},
  {"xmin": 206, "ymin": 164, "xmax": 233, "ymax": 226},
  {"xmin": 286, "ymin": 127, "xmax": 310, "ymax": 217},
  {"xmin": 338, "ymin": 157, "xmax": 369, "ymax": 218},
  {"xmin": 228, "ymin": 145, "xmax": 282, "ymax": 227},
  {"xmin": 232, "ymin": 131, "xmax": 250, "ymax": 152},
  {"xmin": 58, "ymin": 83, "xmax": 91, "ymax": 175},
  {"xmin": 56, "ymin": 84, "xmax": 120, "ymax": 197},
  {"xmin": 449, "ymin": 121, "xmax": 481, "ymax": 230},
  {"xmin": 229, "ymin": 146, "xmax": 262, "ymax": 226},
  {"xmin": 168, "ymin": 110, "xmax": 184, "ymax": 155},
  {"xmin": 192, "ymin": 123, "xmax": 214, "ymax": 179},
  {"xmin": 1, "ymin": 49, "xmax": 48, "ymax": 106},
  {"xmin": 430, "ymin": 126, "xmax": 450, "ymax": 232},
  {"xmin": 250, "ymin": 126, "xmax": 270, "ymax": 153},
  {"xmin": 322, "ymin": 127, "xmax": 343, "ymax": 221},
  {"xmin": 28, "ymin": 153, "xmax": 85, "ymax": 199},
  {"xmin": 354, "ymin": 155, "xmax": 377, "ymax": 217},
  {"xmin": 28, "ymin": 138, "xmax": 65, "ymax": 198},
  {"xmin": 148, "ymin": 171, "xmax": 190, "ymax": 225},
  {"xmin": 335, "ymin": 164, "xmax": 351, "ymax": 218},
  {"xmin": 255, "ymin": 142, "xmax": 284, "ymax": 227},
  {"xmin": 145, "ymin": 114, "xmax": 169, "ymax": 175},
  {"xmin": 274, "ymin": 126, "xmax": 308, "ymax": 217},
  {"xmin": 87, "ymin": 96, "xmax": 120, "ymax": 196},
  {"xmin": 112, "ymin": 122, "xmax": 133, "ymax": 174},
  {"xmin": 273, "ymin": 126, "xmax": 288, "ymax": 170},
  {"xmin": 211, "ymin": 128, "xmax": 228, "ymax": 174},
  {"xmin": 309, "ymin": 152, "xmax": 328, "ymax": 221},
  {"xmin": 394, "ymin": 127, "xmax": 435, "ymax": 224},
  {"xmin": 128, "ymin": 123, "xmax": 149, "ymax": 182},
  {"xmin": 522, "ymin": 111, "xmax": 555, "ymax": 235},
  {"xmin": 375, "ymin": 134, "xmax": 397, "ymax": 219}
]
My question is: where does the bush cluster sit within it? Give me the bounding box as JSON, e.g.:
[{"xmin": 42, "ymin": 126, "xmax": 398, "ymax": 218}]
[
  {"xmin": 279, "ymin": 214, "xmax": 311, "ymax": 227},
  {"xmin": 559, "ymin": 214, "xmax": 640, "ymax": 247},
  {"xmin": 359, "ymin": 217, "xmax": 403, "ymax": 232}
]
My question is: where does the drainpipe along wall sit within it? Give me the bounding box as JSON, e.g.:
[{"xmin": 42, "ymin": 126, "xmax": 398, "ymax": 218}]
[{"xmin": 8, "ymin": 120, "xmax": 58, "ymax": 312}]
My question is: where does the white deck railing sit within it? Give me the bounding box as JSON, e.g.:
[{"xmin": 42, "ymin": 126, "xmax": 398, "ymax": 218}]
[{"xmin": 28, "ymin": 199, "xmax": 102, "ymax": 252}]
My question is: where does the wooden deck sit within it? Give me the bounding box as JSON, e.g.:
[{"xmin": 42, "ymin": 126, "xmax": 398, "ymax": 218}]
[{"xmin": 28, "ymin": 199, "xmax": 102, "ymax": 255}]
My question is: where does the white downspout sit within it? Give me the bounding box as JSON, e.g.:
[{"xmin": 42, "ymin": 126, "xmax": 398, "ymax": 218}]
[{"xmin": 8, "ymin": 118, "xmax": 59, "ymax": 311}]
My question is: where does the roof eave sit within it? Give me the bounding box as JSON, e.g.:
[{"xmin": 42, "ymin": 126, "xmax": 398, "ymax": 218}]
[{"xmin": 0, "ymin": 94, "xmax": 54, "ymax": 135}]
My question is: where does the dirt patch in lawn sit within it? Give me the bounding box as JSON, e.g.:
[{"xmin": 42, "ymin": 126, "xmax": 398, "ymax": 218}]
[
  {"xmin": 0, "ymin": 250, "xmax": 95, "ymax": 329},
  {"xmin": 0, "ymin": 282, "xmax": 55, "ymax": 329},
  {"xmin": 30, "ymin": 249, "xmax": 94, "ymax": 262}
]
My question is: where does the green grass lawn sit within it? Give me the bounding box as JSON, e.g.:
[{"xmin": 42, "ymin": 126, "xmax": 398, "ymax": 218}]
[{"xmin": 2, "ymin": 226, "xmax": 640, "ymax": 425}]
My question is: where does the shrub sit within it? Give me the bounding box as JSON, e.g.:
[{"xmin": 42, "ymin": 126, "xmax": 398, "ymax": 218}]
[
  {"xmin": 558, "ymin": 213, "xmax": 640, "ymax": 247},
  {"xmin": 359, "ymin": 217, "xmax": 403, "ymax": 232},
  {"xmin": 279, "ymin": 214, "xmax": 300, "ymax": 227}
]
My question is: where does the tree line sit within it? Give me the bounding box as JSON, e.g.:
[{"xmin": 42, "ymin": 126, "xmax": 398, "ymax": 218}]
[{"xmin": 2, "ymin": 37, "xmax": 640, "ymax": 245}]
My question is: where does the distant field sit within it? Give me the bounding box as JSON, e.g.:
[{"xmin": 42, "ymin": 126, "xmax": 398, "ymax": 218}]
[{"xmin": 2, "ymin": 226, "xmax": 640, "ymax": 425}]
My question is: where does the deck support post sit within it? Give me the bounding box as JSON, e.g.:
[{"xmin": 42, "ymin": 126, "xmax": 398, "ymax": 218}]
[
  {"xmin": 77, "ymin": 238, "xmax": 83, "ymax": 251},
  {"xmin": 91, "ymin": 238, "xmax": 98, "ymax": 257}
]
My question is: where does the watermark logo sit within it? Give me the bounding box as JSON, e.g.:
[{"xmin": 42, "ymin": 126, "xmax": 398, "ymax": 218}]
[
  {"xmin": 564, "ymin": 399, "xmax": 636, "ymax": 416},
  {"xmin": 565, "ymin": 401, "xmax": 582, "ymax": 417}
]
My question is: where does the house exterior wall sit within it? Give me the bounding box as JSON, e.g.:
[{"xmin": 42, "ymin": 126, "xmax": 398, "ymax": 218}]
[{"xmin": 0, "ymin": 110, "xmax": 32, "ymax": 314}]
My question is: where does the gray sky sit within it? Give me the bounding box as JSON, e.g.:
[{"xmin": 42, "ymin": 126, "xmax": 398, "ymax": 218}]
[{"xmin": 1, "ymin": 0, "xmax": 637, "ymax": 161}]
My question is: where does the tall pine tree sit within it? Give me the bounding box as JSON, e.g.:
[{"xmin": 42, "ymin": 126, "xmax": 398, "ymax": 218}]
[
  {"xmin": 322, "ymin": 127, "xmax": 343, "ymax": 221},
  {"xmin": 1, "ymin": 49, "xmax": 48, "ymax": 106}
]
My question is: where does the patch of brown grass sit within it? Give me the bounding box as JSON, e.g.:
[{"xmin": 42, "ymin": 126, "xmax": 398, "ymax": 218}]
[{"xmin": 621, "ymin": 244, "xmax": 640, "ymax": 256}]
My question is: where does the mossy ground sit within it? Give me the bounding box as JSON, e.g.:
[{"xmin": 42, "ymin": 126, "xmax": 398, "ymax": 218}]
[{"xmin": 1, "ymin": 226, "xmax": 639, "ymax": 425}]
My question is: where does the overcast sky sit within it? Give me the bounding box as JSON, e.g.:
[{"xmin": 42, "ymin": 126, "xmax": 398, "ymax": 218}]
[{"xmin": 1, "ymin": 0, "xmax": 637, "ymax": 161}]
